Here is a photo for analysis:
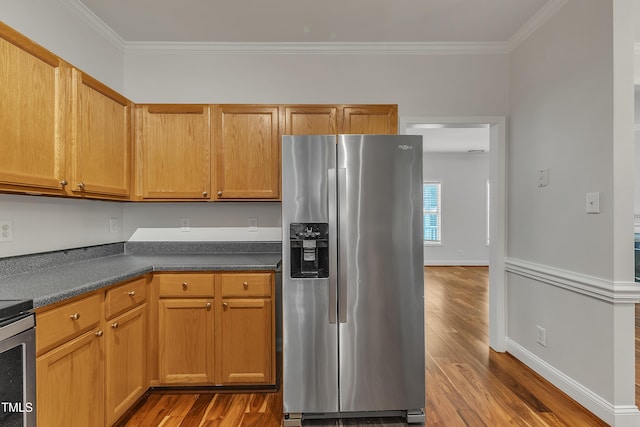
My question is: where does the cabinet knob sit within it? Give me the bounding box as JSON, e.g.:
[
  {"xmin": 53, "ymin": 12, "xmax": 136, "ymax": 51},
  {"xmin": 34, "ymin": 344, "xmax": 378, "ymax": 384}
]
[
  {"xmin": 59, "ymin": 180, "xmax": 68, "ymax": 187},
  {"xmin": 111, "ymin": 322, "xmax": 118, "ymax": 329},
  {"xmin": 128, "ymin": 291, "xmax": 136, "ymax": 297},
  {"xmin": 243, "ymin": 281, "xmax": 248, "ymax": 290},
  {"xmin": 77, "ymin": 182, "xmax": 85, "ymax": 190},
  {"xmin": 95, "ymin": 330, "xmax": 103, "ymax": 337},
  {"xmin": 182, "ymin": 282, "xmax": 188, "ymax": 290},
  {"xmin": 206, "ymin": 302, "xmax": 212, "ymax": 310},
  {"xmin": 222, "ymin": 302, "xmax": 228, "ymax": 310},
  {"xmin": 217, "ymin": 191, "xmax": 223, "ymax": 197},
  {"xmin": 203, "ymin": 191, "xmax": 208, "ymax": 197},
  {"xmin": 70, "ymin": 313, "xmax": 80, "ymax": 320}
]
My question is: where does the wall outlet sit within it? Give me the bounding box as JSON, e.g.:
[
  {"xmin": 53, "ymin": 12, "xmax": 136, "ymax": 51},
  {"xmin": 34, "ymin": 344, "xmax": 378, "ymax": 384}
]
[
  {"xmin": 536, "ymin": 325, "xmax": 546, "ymax": 347},
  {"xmin": 0, "ymin": 220, "xmax": 12, "ymax": 242},
  {"xmin": 538, "ymin": 169, "xmax": 549, "ymax": 187},
  {"xmin": 180, "ymin": 218, "xmax": 190, "ymax": 232},
  {"xmin": 109, "ymin": 218, "xmax": 119, "ymax": 234},
  {"xmin": 248, "ymin": 217, "xmax": 258, "ymax": 232}
]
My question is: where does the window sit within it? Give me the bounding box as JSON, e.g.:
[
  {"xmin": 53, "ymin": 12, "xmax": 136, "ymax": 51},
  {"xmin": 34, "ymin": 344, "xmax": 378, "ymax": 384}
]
[{"xmin": 423, "ymin": 182, "xmax": 441, "ymax": 244}]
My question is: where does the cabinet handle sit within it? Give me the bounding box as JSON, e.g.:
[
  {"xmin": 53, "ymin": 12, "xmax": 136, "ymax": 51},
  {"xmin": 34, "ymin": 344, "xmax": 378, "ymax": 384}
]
[
  {"xmin": 206, "ymin": 302, "xmax": 212, "ymax": 310},
  {"xmin": 111, "ymin": 322, "xmax": 118, "ymax": 328},
  {"xmin": 182, "ymin": 282, "xmax": 188, "ymax": 290},
  {"xmin": 78, "ymin": 182, "xmax": 85, "ymax": 189},
  {"xmin": 95, "ymin": 330, "xmax": 103, "ymax": 337},
  {"xmin": 128, "ymin": 291, "xmax": 136, "ymax": 296},
  {"xmin": 203, "ymin": 191, "xmax": 208, "ymax": 197},
  {"xmin": 222, "ymin": 302, "xmax": 228, "ymax": 310},
  {"xmin": 217, "ymin": 191, "xmax": 223, "ymax": 197},
  {"xmin": 59, "ymin": 180, "xmax": 68, "ymax": 187},
  {"xmin": 243, "ymin": 281, "xmax": 248, "ymax": 290},
  {"xmin": 70, "ymin": 313, "xmax": 80, "ymax": 320}
]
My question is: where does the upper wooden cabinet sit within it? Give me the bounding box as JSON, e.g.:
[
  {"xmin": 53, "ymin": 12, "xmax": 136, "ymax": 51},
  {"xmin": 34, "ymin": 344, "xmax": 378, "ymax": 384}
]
[
  {"xmin": 213, "ymin": 105, "xmax": 280, "ymax": 200},
  {"xmin": 134, "ymin": 104, "xmax": 211, "ymax": 200},
  {"xmin": 340, "ymin": 104, "xmax": 398, "ymax": 134},
  {"xmin": 70, "ymin": 70, "xmax": 131, "ymax": 199},
  {"xmin": 281, "ymin": 105, "xmax": 338, "ymax": 135},
  {"xmin": 0, "ymin": 23, "xmax": 71, "ymax": 196}
]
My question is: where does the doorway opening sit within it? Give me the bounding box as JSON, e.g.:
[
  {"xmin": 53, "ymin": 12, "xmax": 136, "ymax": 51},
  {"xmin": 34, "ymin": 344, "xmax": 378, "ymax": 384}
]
[{"xmin": 400, "ymin": 116, "xmax": 507, "ymax": 351}]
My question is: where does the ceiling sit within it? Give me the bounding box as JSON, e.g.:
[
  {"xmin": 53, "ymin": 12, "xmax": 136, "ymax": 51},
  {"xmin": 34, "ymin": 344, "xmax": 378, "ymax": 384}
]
[{"xmin": 76, "ymin": 0, "xmax": 554, "ymax": 44}]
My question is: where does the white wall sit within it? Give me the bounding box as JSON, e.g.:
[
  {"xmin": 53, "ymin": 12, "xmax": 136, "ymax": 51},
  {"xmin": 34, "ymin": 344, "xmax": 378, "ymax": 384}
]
[
  {"xmin": 508, "ymin": 0, "xmax": 638, "ymax": 425},
  {"xmin": 0, "ymin": 0, "xmax": 124, "ymax": 91},
  {"xmin": 0, "ymin": 194, "xmax": 124, "ymax": 258},
  {"xmin": 423, "ymin": 152, "xmax": 489, "ymax": 265},
  {"xmin": 123, "ymin": 52, "xmax": 508, "ymax": 116}
]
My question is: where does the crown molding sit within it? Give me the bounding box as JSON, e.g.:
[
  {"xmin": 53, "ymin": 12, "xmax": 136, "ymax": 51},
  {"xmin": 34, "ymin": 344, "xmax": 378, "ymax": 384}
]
[
  {"xmin": 507, "ymin": 0, "xmax": 568, "ymax": 52},
  {"xmin": 60, "ymin": 0, "xmax": 125, "ymax": 51},
  {"xmin": 122, "ymin": 41, "xmax": 509, "ymax": 55}
]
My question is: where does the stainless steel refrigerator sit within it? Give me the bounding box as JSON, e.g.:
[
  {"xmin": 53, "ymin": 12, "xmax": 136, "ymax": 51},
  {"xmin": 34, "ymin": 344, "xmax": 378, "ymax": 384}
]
[{"xmin": 281, "ymin": 134, "xmax": 425, "ymax": 425}]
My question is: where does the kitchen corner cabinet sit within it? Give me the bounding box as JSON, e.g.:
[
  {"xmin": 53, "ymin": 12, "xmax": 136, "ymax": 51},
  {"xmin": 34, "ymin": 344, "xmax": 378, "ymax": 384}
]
[
  {"xmin": 218, "ymin": 273, "xmax": 275, "ymax": 385},
  {"xmin": 340, "ymin": 104, "xmax": 398, "ymax": 134},
  {"xmin": 281, "ymin": 105, "xmax": 338, "ymax": 135},
  {"xmin": 0, "ymin": 23, "xmax": 71, "ymax": 196},
  {"xmin": 213, "ymin": 105, "xmax": 280, "ymax": 200},
  {"xmin": 70, "ymin": 70, "xmax": 131, "ymax": 199},
  {"xmin": 134, "ymin": 104, "xmax": 211, "ymax": 200}
]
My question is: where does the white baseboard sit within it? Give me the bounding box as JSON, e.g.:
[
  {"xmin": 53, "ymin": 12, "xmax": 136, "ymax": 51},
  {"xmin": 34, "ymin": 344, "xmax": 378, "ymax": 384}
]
[{"xmin": 506, "ymin": 338, "xmax": 640, "ymax": 426}]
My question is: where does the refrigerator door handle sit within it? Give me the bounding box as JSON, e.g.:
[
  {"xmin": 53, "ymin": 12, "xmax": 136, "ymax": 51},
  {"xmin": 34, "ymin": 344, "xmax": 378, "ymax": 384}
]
[
  {"xmin": 338, "ymin": 167, "xmax": 348, "ymax": 324},
  {"xmin": 328, "ymin": 167, "xmax": 337, "ymax": 325}
]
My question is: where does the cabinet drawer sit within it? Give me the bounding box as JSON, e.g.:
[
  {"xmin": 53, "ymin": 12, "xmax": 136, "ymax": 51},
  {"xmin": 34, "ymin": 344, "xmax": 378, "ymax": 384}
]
[
  {"xmin": 220, "ymin": 273, "xmax": 272, "ymax": 297},
  {"xmin": 37, "ymin": 293, "xmax": 101, "ymax": 353},
  {"xmin": 158, "ymin": 273, "xmax": 214, "ymax": 297},
  {"xmin": 105, "ymin": 277, "xmax": 147, "ymax": 319}
]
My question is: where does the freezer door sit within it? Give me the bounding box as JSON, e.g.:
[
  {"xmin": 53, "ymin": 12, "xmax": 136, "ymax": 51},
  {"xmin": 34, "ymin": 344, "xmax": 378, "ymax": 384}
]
[
  {"xmin": 337, "ymin": 134, "xmax": 425, "ymax": 412},
  {"xmin": 282, "ymin": 135, "xmax": 339, "ymax": 413}
]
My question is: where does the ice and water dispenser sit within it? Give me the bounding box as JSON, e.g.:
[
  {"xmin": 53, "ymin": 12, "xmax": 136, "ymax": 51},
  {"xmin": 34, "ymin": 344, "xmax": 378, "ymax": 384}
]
[{"xmin": 289, "ymin": 223, "xmax": 329, "ymax": 278}]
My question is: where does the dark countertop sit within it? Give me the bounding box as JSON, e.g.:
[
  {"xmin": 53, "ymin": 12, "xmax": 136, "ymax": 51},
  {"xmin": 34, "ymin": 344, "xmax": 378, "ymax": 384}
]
[{"xmin": 0, "ymin": 252, "xmax": 281, "ymax": 309}]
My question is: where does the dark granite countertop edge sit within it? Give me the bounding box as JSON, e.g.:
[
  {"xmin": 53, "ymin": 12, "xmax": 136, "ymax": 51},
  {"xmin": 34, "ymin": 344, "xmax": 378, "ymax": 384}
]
[{"xmin": 1, "ymin": 251, "xmax": 282, "ymax": 309}]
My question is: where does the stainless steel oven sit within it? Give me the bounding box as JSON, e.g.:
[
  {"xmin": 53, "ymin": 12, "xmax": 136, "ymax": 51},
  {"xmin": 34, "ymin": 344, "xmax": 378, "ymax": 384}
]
[{"xmin": 0, "ymin": 300, "xmax": 35, "ymax": 427}]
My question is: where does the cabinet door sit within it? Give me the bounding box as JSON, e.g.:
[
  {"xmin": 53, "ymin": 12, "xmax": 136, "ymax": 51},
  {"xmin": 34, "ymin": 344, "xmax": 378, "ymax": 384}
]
[
  {"xmin": 134, "ymin": 105, "xmax": 211, "ymax": 200},
  {"xmin": 36, "ymin": 328, "xmax": 104, "ymax": 427},
  {"xmin": 71, "ymin": 70, "xmax": 131, "ymax": 199},
  {"xmin": 105, "ymin": 304, "xmax": 147, "ymax": 425},
  {"xmin": 340, "ymin": 105, "xmax": 398, "ymax": 134},
  {"xmin": 0, "ymin": 23, "xmax": 71, "ymax": 195},
  {"xmin": 219, "ymin": 298, "xmax": 273, "ymax": 384},
  {"xmin": 213, "ymin": 105, "xmax": 279, "ymax": 200},
  {"xmin": 158, "ymin": 298, "xmax": 214, "ymax": 384},
  {"xmin": 282, "ymin": 105, "xmax": 338, "ymax": 135}
]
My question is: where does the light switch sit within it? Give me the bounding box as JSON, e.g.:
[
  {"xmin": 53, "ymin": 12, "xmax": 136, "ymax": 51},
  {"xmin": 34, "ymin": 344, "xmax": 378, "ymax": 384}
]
[{"xmin": 586, "ymin": 192, "xmax": 600, "ymax": 214}]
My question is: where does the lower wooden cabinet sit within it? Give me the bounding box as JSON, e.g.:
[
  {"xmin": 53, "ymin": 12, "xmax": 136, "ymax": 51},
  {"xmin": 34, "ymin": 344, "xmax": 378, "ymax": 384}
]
[
  {"xmin": 158, "ymin": 298, "xmax": 215, "ymax": 384},
  {"xmin": 155, "ymin": 271, "xmax": 275, "ymax": 386},
  {"xmin": 105, "ymin": 304, "xmax": 147, "ymax": 425},
  {"xmin": 220, "ymin": 298, "xmax": 273, "ymax": 384},
  {"xmin": 36, "ymin": 327, "xmax": 105, "ymax": 427},
  {"xmin": 35, "ymin": 270, "xmax": 275, "ymax": 426},
  {"xmin": 36, "ymin": 276, "xmax": 149, "ymax": 427}
]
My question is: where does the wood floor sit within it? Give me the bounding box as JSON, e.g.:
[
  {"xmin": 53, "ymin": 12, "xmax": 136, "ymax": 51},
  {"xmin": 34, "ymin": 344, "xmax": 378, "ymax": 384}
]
[{"xmin": 118, "ymin": 266, "xmax": 609, "ymax": 427}]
